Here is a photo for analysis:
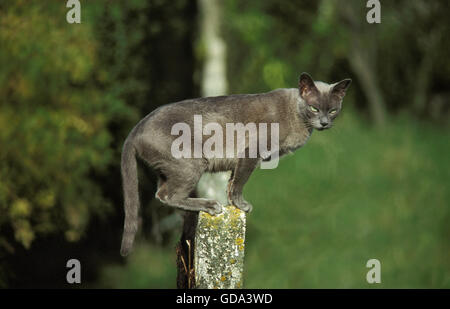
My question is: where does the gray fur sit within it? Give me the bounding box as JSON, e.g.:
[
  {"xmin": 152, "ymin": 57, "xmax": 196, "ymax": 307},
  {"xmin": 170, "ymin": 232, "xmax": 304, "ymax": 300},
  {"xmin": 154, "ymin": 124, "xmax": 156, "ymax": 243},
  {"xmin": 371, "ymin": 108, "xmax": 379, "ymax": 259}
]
[{"xmin": 120, "ymin": 73, "xmax": 351, "ymax": 256}]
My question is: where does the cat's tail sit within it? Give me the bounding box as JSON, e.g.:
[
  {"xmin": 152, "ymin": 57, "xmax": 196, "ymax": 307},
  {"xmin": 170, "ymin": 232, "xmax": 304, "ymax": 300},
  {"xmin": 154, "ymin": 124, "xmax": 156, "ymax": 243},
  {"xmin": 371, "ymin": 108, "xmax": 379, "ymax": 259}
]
[{"xmin": 120, "ymin": 138, "xmax": 139, "ymax": 256}]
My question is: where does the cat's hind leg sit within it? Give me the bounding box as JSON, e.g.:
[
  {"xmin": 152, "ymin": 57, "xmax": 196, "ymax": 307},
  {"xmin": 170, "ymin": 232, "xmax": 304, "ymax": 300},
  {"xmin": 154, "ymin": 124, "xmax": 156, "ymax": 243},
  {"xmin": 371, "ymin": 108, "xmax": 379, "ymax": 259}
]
[{"xmin": 155, "ymin": 163, "xmax": 223, "ymax": 215}]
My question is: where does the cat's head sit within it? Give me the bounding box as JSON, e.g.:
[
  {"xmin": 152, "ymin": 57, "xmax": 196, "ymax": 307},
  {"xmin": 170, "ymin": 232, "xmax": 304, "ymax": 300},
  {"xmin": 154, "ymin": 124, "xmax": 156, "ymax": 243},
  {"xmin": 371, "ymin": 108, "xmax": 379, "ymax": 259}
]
[{"xmin": 298, "ymin": 73, "xmax": 351, "ymax": 131}]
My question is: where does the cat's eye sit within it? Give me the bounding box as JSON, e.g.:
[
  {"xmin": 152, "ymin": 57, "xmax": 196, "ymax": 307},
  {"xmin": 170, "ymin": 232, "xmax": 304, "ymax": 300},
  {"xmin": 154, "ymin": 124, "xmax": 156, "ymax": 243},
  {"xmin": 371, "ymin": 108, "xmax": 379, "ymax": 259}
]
[
  {"xmin": 329, "ymin": 109, "xmax": 337, "ymax": 115},
  {"xmin": 309, "ymin": 105, "xmax": 319, "ymax": 113}
]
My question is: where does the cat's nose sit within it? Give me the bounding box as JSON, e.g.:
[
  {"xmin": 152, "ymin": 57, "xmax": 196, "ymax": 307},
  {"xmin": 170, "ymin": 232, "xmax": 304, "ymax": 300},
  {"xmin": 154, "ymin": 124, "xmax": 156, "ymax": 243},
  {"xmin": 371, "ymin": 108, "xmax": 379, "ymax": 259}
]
[{"xmin": 320, "ymin": 119, "xmax": 329, "ymax": 127}]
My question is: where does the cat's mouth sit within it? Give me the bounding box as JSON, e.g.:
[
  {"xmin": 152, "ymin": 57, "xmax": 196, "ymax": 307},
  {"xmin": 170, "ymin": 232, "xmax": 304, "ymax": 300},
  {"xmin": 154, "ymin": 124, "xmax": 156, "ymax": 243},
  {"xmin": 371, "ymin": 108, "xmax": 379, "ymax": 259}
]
[
  {"xmin": 310, "ymin": 120, "xmax": 332, "ymax": 131},
  {"xmin": 315, "ymin": 124, "xmax": 332, "ymax": 131}
]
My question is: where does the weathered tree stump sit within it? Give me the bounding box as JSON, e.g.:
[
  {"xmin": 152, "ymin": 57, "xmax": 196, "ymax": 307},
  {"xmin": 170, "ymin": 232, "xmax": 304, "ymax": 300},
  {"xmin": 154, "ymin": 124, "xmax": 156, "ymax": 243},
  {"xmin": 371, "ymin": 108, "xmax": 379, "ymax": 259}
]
[
  {"xmin": 176, "ymin": 206, "xmax": 246, "ymax": 289},
  {"xmin": 195, "ymin": 206, "xmax": 246, "ymax": 289}
]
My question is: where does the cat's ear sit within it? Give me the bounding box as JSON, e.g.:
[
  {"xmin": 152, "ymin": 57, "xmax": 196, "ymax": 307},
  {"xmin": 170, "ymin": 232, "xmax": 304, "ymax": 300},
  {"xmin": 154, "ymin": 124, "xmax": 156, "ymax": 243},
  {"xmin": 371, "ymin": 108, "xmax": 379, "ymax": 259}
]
[
  {"xmin": 298, "ymin": 72, "xmax": 318, "ymax": 99},
  {"xmin": 331, "ymin": 78, "xmax": 352, "ymax": 100}
]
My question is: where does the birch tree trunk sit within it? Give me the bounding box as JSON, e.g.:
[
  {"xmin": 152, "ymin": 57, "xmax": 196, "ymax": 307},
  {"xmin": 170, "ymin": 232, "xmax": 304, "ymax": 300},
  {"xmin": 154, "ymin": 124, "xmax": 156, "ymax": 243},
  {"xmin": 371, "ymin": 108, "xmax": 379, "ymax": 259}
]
[{"xmin": 196, "ymin": 0, "xmax": 230, "ymax": 204}]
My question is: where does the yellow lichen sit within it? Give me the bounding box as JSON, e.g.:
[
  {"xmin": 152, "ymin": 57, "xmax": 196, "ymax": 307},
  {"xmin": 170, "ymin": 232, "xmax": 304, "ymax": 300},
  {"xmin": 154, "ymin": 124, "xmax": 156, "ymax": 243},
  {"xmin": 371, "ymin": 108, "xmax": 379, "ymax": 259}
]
[{"xmin": 235, "ymin": 238, "xmax": 244, "ymax": 245}]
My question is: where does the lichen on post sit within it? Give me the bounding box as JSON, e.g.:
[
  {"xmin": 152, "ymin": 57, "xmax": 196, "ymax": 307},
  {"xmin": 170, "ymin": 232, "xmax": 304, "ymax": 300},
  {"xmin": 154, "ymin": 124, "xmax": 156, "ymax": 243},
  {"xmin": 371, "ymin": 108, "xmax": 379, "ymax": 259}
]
[{"xmin": 194, "ymin": 205, "xmax": 246, "ymax": 289}]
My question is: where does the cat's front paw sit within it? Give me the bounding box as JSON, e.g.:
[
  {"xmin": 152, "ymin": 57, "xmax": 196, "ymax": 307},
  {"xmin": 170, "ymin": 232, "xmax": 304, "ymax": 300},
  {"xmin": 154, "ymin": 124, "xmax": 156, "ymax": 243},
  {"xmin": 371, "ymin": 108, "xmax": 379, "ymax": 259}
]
[
  {"xmin": 229, "ymin": 196, "xmax": 253, "ymax": 213},
  {"xmin": 204, "ymin": 200, "xmax": 223, "ymax": 216}
]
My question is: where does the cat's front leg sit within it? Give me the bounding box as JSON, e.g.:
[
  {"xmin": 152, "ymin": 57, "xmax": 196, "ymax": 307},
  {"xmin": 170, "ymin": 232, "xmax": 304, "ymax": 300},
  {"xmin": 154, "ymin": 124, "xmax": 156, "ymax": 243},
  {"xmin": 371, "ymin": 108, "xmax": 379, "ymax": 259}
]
[{"xmin": 227, "ymin": 158, "xmax": 259, "ymax": 213}]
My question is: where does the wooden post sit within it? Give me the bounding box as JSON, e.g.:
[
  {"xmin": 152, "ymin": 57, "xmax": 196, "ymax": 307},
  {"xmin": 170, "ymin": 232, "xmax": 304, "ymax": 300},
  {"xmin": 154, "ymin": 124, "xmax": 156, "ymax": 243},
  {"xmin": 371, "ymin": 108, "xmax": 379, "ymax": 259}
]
[
  {"xmin": 194, "ymin": 206, "xmax": 246, "ymax": 289},
  {"xmin": 176, "ymin": 206, "xmax": 246, "ymax": 289}
]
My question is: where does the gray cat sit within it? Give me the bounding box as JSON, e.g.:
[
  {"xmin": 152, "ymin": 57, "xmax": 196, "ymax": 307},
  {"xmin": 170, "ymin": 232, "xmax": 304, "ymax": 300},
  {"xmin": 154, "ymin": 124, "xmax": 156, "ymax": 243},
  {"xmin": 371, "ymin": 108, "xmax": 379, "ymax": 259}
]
[{"xmin": 120, "ymin": 73, "xmax": 351, "ymax": 256}]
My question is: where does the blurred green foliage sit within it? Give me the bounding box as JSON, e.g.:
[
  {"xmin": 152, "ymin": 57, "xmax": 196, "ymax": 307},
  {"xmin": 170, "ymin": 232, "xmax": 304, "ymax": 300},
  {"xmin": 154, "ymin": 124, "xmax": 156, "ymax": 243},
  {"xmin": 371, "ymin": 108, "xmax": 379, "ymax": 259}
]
[
  {"xmin": 0, "ymin": 0, "xmax": 448, "ymax": 288},
  {"xmin": 224, "ymin": 0, "xmax": 450, "ymax": 125},
  {"xmin": 0, "ymin": 0, "xmax": 198, "ymax": 288},
  {"xmin": 0, "ymin": 1, "xmax": 121, "ymax": 250}
]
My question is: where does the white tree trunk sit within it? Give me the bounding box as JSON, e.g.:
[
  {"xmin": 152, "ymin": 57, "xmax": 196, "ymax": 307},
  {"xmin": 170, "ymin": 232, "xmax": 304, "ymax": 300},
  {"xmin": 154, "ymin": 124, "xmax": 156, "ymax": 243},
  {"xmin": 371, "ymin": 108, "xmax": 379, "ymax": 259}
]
[{"xmin": 197, "ymin": 0, "xmax": 230, "ymax": 205}]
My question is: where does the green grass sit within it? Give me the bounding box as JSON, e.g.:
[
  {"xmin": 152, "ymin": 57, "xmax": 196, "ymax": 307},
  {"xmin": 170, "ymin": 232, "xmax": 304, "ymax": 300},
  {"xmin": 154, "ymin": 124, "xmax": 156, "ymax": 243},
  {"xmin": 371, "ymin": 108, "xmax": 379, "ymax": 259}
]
[
  {"xmin": 97, "ymin": 111, "xmax": 450, "ymax": 288},
  {"xmin": 96, "ymin": 243, "xmax": 177, "ymax": 289},
  {"xmin": 243, "ymin": 111, "xmax": 450, "ymax": 288}
]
